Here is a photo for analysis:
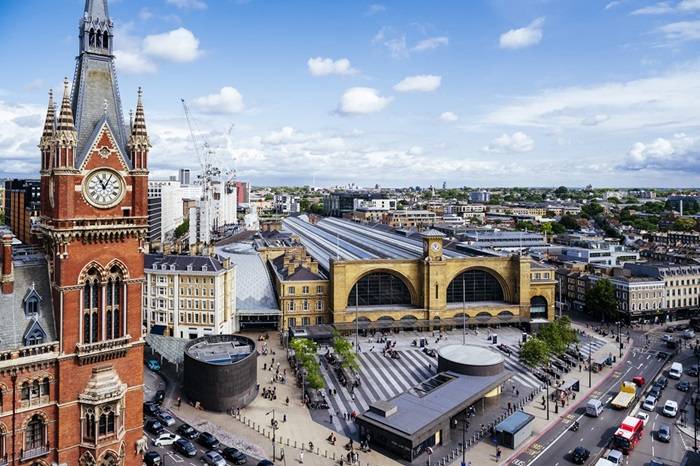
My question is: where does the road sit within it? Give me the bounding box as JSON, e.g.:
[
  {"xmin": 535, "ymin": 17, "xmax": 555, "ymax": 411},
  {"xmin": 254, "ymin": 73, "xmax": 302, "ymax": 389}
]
[{"xmin": 507, "ymin": 329, "xmax": 683, "ymax": 466}]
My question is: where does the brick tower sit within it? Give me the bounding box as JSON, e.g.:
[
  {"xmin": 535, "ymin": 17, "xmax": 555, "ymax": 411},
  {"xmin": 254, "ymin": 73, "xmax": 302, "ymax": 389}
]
[{"xmin": 36, "ymin": 0, "xmax": 148, "ymax": 464}]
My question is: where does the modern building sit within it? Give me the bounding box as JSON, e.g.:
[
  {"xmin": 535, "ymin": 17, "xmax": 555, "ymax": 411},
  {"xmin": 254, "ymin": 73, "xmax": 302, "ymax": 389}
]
[
  {"xmin": 324, "ymin": 191, "xmax": 387, "ymax": 218},
  {"xmin": 652, "ymin": 231, "xmax": 700, "ymax": 246},
  {"xmin": 148, "ymin": 179, "xmax": 184, "ymax": 244},
  {"xmin": 549, "ymin": 241, "xmax": 639, "ymax": 266},
  {"xmin": 274, "ymin": 194, "xmax": 301, "ymax": 215},
  {"xmin": 469, "ymin": 191, "xmax": 491, "ymax": 203},
  {"xmin": 3, "ymin": 1, "xmax": 148, "ymax": 463},
  {"xmin": 235, "ymin": 180, "xmax": 251, "ymax": 204},
  {"xmin": 211, "ymin": 178, "xmax": 237, "ymax": 228},
  {"xmin": 4, "ymin": 179, "xmax": 41, "ymax": 244},
  {"xmin": 383, "ymin": 210, "xmax": 437, "ymax": 229},
  {"xmin": 284, "ymin": 217, "xmax": 556, "ymax": 330},
  {"xmin": 142, "ymin": 253, "xmax": 236, "ymax": 338},
  {"xmin": 459, "ymin": 230, "xmax": 548, "ymax": 251},
  {"xmin": 178, "ymin": 168, "xmax": 191, "ymax": 185},
  {"xmin": 266, "ymin": 247, "xmax": 330, "ymax": 329},
  {"xmin": 353, "ymin": 198, "xmax": 397, "ymax": 210}
]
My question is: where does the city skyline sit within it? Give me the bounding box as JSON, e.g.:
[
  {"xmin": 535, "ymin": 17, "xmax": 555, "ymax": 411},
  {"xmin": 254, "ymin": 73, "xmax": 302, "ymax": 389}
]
[{"xmin": 1, "ymin": 0, "xmax": 700, "ymax": 187}]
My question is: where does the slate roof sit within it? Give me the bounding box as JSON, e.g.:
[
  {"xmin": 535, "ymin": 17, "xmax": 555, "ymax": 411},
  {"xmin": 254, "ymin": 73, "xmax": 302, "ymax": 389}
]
[
  {"xmin": 270, "ymin": 255, "xmax": 326, "ymax": 281},
  {"xmin": 145, "ymin": 253, "xmax": 226, "ymax": 273},
  {"xmin": 0, "ymin": 258, "xmax": 57, "ymax": 352},
  {"xmin": 217, "ymin": 245, "xmax": 279, "ymax": 314}
]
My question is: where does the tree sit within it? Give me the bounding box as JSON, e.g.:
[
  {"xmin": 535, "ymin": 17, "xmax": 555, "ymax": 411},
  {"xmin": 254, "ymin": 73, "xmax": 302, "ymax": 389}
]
[
  {"xmin": 174, "ymin": 219, "xmax": 189, "ymax": 238},
  {"xmin": 585, "ymin": 279, "xmax": 618, "ymax": 322},
  {"xmin": 554, "ymin": 186, "xmax": 568, "ymax": 197},
  {"xmin": 581, "ymin": 202, "xmax": 604, "ymax": 217},
  {"xmin": 672, "ymin": 217, "xmax": 697, "ymax": 232},
  {"xmin": 550, "ymin": 222, "xmax": 566, "ymax": 235},
  {"xmin": 559, "ymin": 215, "xmax": 580, "ymax": 231},
  {"xmin": 519, "ymin": 337, "xmax": 550, "ymax": 368},
  {"xmin": 332, "ymin": 331, "xmax": 359, "ymax": 371},
  {"xmin": 290, "ymin": 338, "xmax": 325, "ymax": 389}
]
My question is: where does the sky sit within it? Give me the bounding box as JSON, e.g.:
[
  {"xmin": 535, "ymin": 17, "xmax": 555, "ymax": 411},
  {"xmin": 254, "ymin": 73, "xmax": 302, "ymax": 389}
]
[{"xmin": 1, "ymin": 0, "xmax": 700, "ymax": 188}]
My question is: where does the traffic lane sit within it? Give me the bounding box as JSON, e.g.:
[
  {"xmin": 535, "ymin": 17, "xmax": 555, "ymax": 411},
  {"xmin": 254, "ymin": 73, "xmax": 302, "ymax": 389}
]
[{"xmin": 516, "ymin": 350, "xmax": 668, "ymax": 466}]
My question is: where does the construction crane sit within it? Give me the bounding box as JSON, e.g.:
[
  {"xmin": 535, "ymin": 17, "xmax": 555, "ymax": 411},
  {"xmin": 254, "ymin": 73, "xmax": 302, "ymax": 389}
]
[{"xmin": 181, "ymin": 98, "xmax": 220, "ymax": 195}]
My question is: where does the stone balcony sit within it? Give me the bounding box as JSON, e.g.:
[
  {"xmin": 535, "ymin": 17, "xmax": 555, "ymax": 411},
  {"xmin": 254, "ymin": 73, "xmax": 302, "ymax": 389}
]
[
  {"xmin": 20, "ymin": 444, "xmax": 49, "ymax": 461},
  {"xmin": 76, "ymin": 336, "xmax": 132, "ymax": 365}
]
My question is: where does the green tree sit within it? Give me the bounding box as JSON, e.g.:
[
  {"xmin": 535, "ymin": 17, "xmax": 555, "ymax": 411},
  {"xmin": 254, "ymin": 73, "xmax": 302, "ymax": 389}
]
[
  {"xmin": 672, "ymin": 217, "xmax": 697, "ymax": 232},
  {"xmin": 290, "ymin": 338, "xmax": 325, "ymax": 389},
  {"xmin": 550, "ymin": 222, "xmax": 566, "ymax": 235},
  {"xmin": 332, "ymin": 331, "xmax": 359, "ymax": 371},
  {"xmin": 519, "ymin": 337, "xmax": 550, "ymax": 368},
  {"xmin": 554, "ymin": 186, "xmax": 568, "ymax": 197},
  {"xmin": 585, "ymin": 279, "xmax": 618, "ymax": 322},
  {"xmin": 559, "ymin": 215, "xmax": 580, "ymax": 231},
  {"xmin": 174, "ymin": 219, "xmax": 189, "ymax": 238},
  {"xmin": 581, "ymin": 202, "xmax": 604, "ymax": 217}
]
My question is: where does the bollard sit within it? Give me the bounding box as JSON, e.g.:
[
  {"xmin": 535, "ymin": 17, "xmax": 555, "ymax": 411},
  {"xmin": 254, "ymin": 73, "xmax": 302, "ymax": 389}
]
[
  {"xmin": 294, "ymin": 441, "xmax": 297, "ymax": 448},
  {"xmin": 324, "ymin": 450, "xmax": 327, "ymax": 458},
  {"xmin": 333, "ymin": 452, "xmax": 336, "ymax": 460},
  {"xmin": 286, "ymin": 438, "xmax": 289, "ymax": 446}
]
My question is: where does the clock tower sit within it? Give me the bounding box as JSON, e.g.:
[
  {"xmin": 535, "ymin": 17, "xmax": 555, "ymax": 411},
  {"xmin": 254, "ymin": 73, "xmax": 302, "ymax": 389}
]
[
  {"xmin": 421, "ymin": 229, "xmax": 445, "ymax": 261},
  {"xmin": 37, "ymin": 0, "xmax": 148, "ymax": 464}
]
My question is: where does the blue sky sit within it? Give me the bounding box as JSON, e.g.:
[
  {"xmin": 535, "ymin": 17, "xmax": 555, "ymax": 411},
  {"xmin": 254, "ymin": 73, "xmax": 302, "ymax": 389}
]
[{"xmin": 1, "ymin": 0, "xmax": 699, "ymax": 187}]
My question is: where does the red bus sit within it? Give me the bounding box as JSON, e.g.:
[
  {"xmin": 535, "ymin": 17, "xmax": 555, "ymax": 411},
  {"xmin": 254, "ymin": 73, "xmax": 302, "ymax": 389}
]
[{"xmin": 612, "ymin": 416, "xmax": 644, "ymax": 453}]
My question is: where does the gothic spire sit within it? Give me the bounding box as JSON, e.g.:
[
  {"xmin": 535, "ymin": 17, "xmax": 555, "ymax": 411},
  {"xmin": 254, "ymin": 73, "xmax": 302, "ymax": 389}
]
[
  {"xmin": 132, "ymin": 87, "xmax": 148, "ymax": 138},
  {"xmin": 56, "ymin": 78, "xmax": 76, "ymax": 133},
  {"xmin": 41, "ymin": 90, "xmax": 56, "ymax": 140}
]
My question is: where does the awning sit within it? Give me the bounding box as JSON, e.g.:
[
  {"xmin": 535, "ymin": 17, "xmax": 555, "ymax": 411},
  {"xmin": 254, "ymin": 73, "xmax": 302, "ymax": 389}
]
[{"xmin": 150, "ymin": 325, "xmax": 167, "ymax": 335}]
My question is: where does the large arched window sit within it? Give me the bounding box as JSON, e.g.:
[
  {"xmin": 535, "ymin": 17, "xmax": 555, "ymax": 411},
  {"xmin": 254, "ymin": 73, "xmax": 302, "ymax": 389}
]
[
  {"xmin": 348, "ymin": 272, "xmax": 412, "ymax": 307},
  {"xmin": 106, "ymin": 266, "xmax": 123, "ymax": 340},
  {"xmin": 530, "ymin": 296, "xmax": 548, "ymax": 320},
  {"xmin": 25, "ymin": 414, "xmax": 45, "ymax": 450},
  {"xmin": 82, "ymin": 267, "xmax": 102, "ymax": 344},
  {"xmin": 447, "ymin": 269, "xmax": 505, "ymax": 303}
]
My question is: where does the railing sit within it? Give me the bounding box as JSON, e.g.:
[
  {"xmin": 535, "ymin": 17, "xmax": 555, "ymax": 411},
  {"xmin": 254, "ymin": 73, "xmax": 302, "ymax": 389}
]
[
  {"xmin": 76, "ymin": 335, "xmax": 131, "ymax": 355},
  {"xmin": 20, "ymin": 444, "xmax": 49, "ymax": 461},
  {"xmin": 18, "ymin": 342, "xmax": 59, "ymax": 358}
]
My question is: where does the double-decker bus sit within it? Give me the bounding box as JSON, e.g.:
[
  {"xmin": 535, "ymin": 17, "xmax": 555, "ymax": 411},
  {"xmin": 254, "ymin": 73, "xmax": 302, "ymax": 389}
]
[{"xmin": 612, "ymin": 416, "xmax": 644, "ymax": 453}]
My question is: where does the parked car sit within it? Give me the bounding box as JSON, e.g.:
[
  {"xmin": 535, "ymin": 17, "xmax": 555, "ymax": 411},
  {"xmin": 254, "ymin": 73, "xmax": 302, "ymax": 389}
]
[
  {"xmin": 657, "ymin": 424, "xmax": 671, "ymax": 442},
  {"xmin": 658, "ymin": 351, "xmax": 670, "ymax": 359},
  {"xmin": 642, "ymin": 396, "xmax": 657, "ymax": 411},
  {"xmin": 223, "ymin": 447, "xmax": 248, "ymax": 464},
  {"xmin": 662, "ymin": 334, "xmax": 674, "ymax": 342},
  {"xmin": 198, "ymin": 431, "xmax": 220, "ymax": 450},
  {"xmin": 174, "ymin": 438, "xmax": 197, "ymax": 457},
  {"xmin": 177, "ymin": 423, "xmax": 199, "ymax": 439},
  {"xmin": 687, "ymin": 364, "xmax": 699, "ymax": 377},
  {"xmin": 146, "ymin": 359, "xmax": 161, "ymax": 371},
  {"xmin": 683, "ymin": 329, "xmax": 696, "ymax": 339},
  {"xmin": 156, "ymin": 411, "xmax": 176, "ymax": 427},
  {"xmin": 144, "ymin": 451, "xmax": 162, "ymax": 466},
  {"xmin": 662, "ymin": 400, "xmax": 678, "ymax": 417},
  {"xmin": 677, "ymin": 380, "xmax": 691, "ymax": 392},
  {"xmin": 648, "ymin": 386, "xmax": 662, "ymax": 399},
  {"xmin": 571, "ymin": 446, "xmax": 590, "ymax": 464},
  {"xmin": 650, "ymin": 459, "xmax": 667, "ymax": 466},
  {"xmin": 257, "ymin": 461, "xmax": 275, "ymax": 466},
  {"xmin": 152, "ymin": 389, "xmax": 166, "ymax": 405},
  {"xmin": 143, "ymin": 401, "xmax": 160, "ymax": 417},
  {"xmin": 202, "ymin": 451, "xmax": 226, "ymax": 466},
  {"xmin": 634, "ymin": 411, "xmax": 649, "ymax": 426},
  {"xmin": 153, "ymin": 432, "xmax": 180, "ymax": 447},
  {"xmin": 145, "ymin": 419, "xmax": 164, "ymax": 435},
  {"xmin": 654, "ymin": 376, "xmax": 668, "ymax": 390}
]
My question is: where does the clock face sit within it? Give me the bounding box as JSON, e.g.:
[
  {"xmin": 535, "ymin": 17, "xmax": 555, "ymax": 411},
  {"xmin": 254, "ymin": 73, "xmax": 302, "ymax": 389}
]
[
  {"xmin": 431, "ymin": 241, "xmax": 441, "ymax": 252},
  {"xmin": 84, "ymin": 169, "xmax": 124, "ymax": 208}
]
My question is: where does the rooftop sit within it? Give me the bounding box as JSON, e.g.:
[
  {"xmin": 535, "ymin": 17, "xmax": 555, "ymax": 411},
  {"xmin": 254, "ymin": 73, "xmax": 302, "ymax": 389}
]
[
  {"xmin": 218, "ymin": 245, "xmax": 280, "ymax": 315},
  {"xmin": 145, "ymin": 253, "xmax": 227, "ymax": 273},
  {"xmin": 186, "ymin": 335, "xmax": 255, "ymax": 365}
]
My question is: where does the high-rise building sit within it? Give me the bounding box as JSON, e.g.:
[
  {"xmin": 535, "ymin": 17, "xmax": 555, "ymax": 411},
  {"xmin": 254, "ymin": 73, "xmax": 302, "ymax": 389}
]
[
  {"xmin": 469, "ymin": 190, "xmax": 490, "ymax": 203},
  {"xmin": 0, "ymin": 2, "xmax": 147, "ymax": 464},
  {"xmin": 235, "ymin": 180, "xmax": 250, "ymax": 204},
  {"xmin": 178, "ymin": 168, "xmax": 191, "ymax": 185}
]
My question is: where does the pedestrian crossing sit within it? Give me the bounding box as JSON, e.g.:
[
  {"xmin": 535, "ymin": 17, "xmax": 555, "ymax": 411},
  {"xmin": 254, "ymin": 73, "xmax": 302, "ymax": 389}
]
[{"xmin": 318, "ymin": 335, "xmax": 608, "ymax": 438}]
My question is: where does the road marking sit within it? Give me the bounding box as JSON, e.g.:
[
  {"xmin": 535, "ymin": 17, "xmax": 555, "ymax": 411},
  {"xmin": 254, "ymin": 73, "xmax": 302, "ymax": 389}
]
[
  {"xmin": 605, "ymin": 396, "xmax": 613, "ymax": 404},
  {"xmin": 647, "ymin": 355, "xmax": 652, "ymax": 360},
  {"xmin": 638, "ymin": 363, "xmax": 644, "ymax": 369},
  {"xmin": 525, "ymin": 412, "xmax": 586, "ymax": 464}
]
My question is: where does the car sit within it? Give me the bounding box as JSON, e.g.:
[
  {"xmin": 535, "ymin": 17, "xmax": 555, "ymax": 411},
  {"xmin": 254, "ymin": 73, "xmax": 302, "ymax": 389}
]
[
  {"xmin": 174, "ymin": 438, "xmax": 198, "ymax": 457},
  {"xmin": 688, "ymin": 364, "xmax": 699, "ymax": 377},
  {"xmin": 145, "ymin": 418, "xmax": 164, "ymax": 435},
  {"xmin": 156, "ymin": 410, "xmax": 176, "ymax": 427},
  {"xmin": 678, "ymin": 380, "xmax": 691, "ymax": 392},
  {"xmin": 648, "ymin": 387, "xmax": 662, "ymax": 399},
  {"xmin": 257, "ymin": 461, "xmax": 275, "ymax": 466},
  {"xmin": 634, "ymin": 411, "xmax": 649, "ymax": 426},
  {"xmin": 202, "ymin": 451, "xmax": 226, "ymax": 466},
  {"xmin": 662, "ymin": 334, "xmax": 674, "ymax": 342},
  {"xmin": 683, "ymin": 329, "xmax": 696, "ymax": 339},
  {"xmin": 223, "ymin": 447, "xmax": 247, "ymax": 464},
  {"xmin": 657, "ymin": 424, "xmax": 672, "ymax": 442},
  {"xmin": 642, "ymin": 395, "xmax": 657, "ymax": 411},
  {"xmin": 662, "ymin": 400, "xmax": 678, "ymax": 417},
  {"xmin": 152, "ymin": 389, "xmax": 166, "ymax": 405},
  {"xmin": 658, "ymin": 351, "xmax": 670, "ymax": 359},
  {"xmin": 197, "ymin": 431, "xmax": 220, "ymax": 450},
  {"xmin": 570, "ymin": 446, "xmax": 590, "ymax": 464},
  {"xmin": 605, "ymin": 449, "xmax": 624, "ymax": 465},
  {"xmin": 177, "ymin": 423, "xmax": 199, "ymax": 439},
  {"xmin": 654, "ymin": 376, "xmax": 668, "ymax": 390},
  {"xmin": 143, "ymin": 401, "xmax": 160, "ymax": 417},
  {"xmin": 632, "ymin": 376, "xmax": 646, "ymax": 387},
  {"xmin": 144, "ymin": 451, "xmax": 162, "ymax": 466},
  {"xmin": 153, "ymin": 432, "xmax": 180, "ymax": 447},
  {"xmin": 146, "ymin": 359, "xmax": 161, "ymax": 371},
  {"xmin": 650, "ymin": 458, "xmax": 667, "ymax": 466}
]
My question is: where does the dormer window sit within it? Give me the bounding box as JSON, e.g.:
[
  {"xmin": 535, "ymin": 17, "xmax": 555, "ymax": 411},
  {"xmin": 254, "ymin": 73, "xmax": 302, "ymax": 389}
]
[
  {"xmin": 202, "ymin": 265, "xmax": 208, "ymax": 272},
  {"xmin": 22, "ymin": 284, "xmax": 42, "ymax": 318},
  {"xmin": 186, "ymin": 265, "xmax": 193, "ymax": 272},
  {"xmin": 170, "ymin": 265, "xmax": 175, "ymax": 271},
  {"xmin": 23, "ymin": 319, "xmax": 47, "ymax": 347}
]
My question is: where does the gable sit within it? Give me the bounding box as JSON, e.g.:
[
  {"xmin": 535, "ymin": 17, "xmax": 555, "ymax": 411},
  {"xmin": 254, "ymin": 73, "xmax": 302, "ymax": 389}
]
[
  {"xmin": 78, "ymin": 118, "xmax": 131, "ymax": 172},
  {"xmin": 23, "ymin": 318, "xmax": 47, "ymax": 346}
]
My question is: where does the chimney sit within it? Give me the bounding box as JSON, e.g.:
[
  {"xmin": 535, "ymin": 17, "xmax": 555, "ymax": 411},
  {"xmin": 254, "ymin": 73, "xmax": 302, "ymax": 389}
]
[{"xmin": 1, "ymin": 233, "xmax": 14, "ymax": 295}]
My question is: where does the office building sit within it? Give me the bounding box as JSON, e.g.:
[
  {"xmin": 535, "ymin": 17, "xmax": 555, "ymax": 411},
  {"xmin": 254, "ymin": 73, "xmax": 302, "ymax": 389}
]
[
  {"xmin": 178, "ymin": 168, "xmax": 191, "ymax": 185},
  {"xmin": 469, "ymin": 191, "xmax": 491, "ymax": 203}
]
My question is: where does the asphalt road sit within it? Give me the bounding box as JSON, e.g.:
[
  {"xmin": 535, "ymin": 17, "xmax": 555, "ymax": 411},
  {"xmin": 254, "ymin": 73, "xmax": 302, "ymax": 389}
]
[{"xmin": 507, "ymin": 330, "xmax": 679, "ymax": 466}]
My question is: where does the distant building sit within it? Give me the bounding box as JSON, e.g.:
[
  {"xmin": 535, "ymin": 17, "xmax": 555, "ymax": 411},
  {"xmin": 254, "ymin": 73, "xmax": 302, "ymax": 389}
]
[
  {"xmin": 274, "ymin": 194, "xmax": 300, "ymax": 215},
  {"xmin": 4, "ymin": 179, "xmax": 41, "ymax": 244},
  {"xmin": 667, "ymin": 195, "xmax": 700, "ymax": 214},
  {"xmin": 384, "ymin": 210, "xmax": 437, "ymax": 228},
  {"xmin": 178, "ymin": 168, "xmax": 191, "ymax": 185},
  {"xmin": 469, "ymin": 191, "xmax": 490, "ymax": 203},
  {"xmin": 235, "ymin": 180, "xmax": 251, "ymax": 204},
  {"xmin": 143, "ymin": 253, "xmax": 236, "ymax": 338},
  {"xmin": 460, "ymin": 230, "xmax": 547, "ymax": 251},
  {"xmin": 353, "ymin": 198, "xmax": 396, "ymax": 210},
  {"xmin": 148, "ymin": 197, "xmax": 162, "ymax": 245},
  {"xmin": 549, "ymin": 241, "xmax": 639, "ymax": 266},
  {"xmin": 625, "ymin": 262, "xmax": 700, "ymax": 318},
  {"xmin": 324, "ymin": 191, "xmax": 386, "ymax": 217},
  {"xmin": 211, "ymin": 179, "xmax": 237, "ymax": 228},
  {"xmin": 0, "ymin": 185, "xmax": 5, "ymax": 218},
  {"xmin": 148, "ymin": 179, "xmax": 185, "ymax": 243},
  {"xmin": 652, "ymin": 231, "xmax": 700, "ymax": 246},
  {"xmin": 629, "ymin": 189, "xmax": 656, "ymax": 199}
]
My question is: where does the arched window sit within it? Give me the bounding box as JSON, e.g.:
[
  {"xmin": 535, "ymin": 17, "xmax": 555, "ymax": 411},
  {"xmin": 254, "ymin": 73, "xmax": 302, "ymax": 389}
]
[
  {"xmin": 25, "ymin": 414, "xmax": 45, "ymax": 450},
  {"xmin": 40, "ymin": 378, "xmax": 50, "ymax": 398},
  {"xmin": 89, "ymin": 28, "xmax": 95, "ymax": 47},
  {"xmin": 84, "ymin": 412, "xmax": 95, "ymax": 440},
  {"xmin": 107, "ymin": 267, "xmax": 123, "ymax": 339},
  {"xmin": 348, "ymin": 272, "xmax": 412, "ymax": 307},
  {"xmin": 21, "ymin": 382, "xmax": 29, "ymax": 401},
  {"xmin": 530, "ymin": 296, "xmax": 548, "ymax": 320},
  {"xmin": 447, "ymin": 269, "xmax": 505, "ymax": 303},
  {"xmin": 83, "ymin": 268, "xmax": 101, "ymax": 344},
  {"xmin": 96, "ymin": 30, "xmax": 102, "ymax": 48},
  {"xmin": 102, "ymin": 31, "xmax": 109, "ymax": 49}
]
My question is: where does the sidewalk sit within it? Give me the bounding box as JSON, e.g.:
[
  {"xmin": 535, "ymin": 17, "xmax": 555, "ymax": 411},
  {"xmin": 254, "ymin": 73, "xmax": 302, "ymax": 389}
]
[{"xmin": 446, "ymin": 324, "xmax": 630, "ymax": 465}]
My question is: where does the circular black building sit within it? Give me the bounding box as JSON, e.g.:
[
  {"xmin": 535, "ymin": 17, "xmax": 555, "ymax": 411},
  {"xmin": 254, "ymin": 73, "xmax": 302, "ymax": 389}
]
[
  {"xmin": 437, "ymin": 344, "xmax": 504, "ymax": 376},
  {"xmin": 183, "ymin": 334, "xmax": 258, "ymax": 411}
]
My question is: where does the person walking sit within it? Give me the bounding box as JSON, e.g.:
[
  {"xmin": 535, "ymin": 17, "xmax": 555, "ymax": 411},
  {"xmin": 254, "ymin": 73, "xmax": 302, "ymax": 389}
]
[
  {"xmin": 496, "ymin": 447, "xmax": 502, "ymax": 461},
  {"xmin": 298, "ymin": 450, "xmax": 304, "ymax": 463}
]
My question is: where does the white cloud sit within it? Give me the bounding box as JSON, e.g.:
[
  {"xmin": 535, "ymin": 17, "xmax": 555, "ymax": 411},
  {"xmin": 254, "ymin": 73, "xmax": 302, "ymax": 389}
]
[
  {"xmin": 657, "ymin": 20, "xmax": 700, "ymax": 43},
  {"xmin": 367, "ymin": 4, "xmax": 386, "ymax": 15},
  {"xmin": 337, "ymin": 87, "xmax": 392, "ymax": 115},
  {"xmin": 631, "ymin": 2, "xmax": 675, "ymax": 14},
  {"xmin": 143, "ymin": 28, "xmax": 201, "ymax": 62},
  {"xmin": 439, "ymin": 111, "xmax": 459, "ymax": 123},
  {"xmin": 166, "ymin": 0, "xmax": 207, "ymax": 10},
  {"xmin": 605, "ymin": 1, "xmax": 623, "ymax": 9},
  {"xmin": 625, "ymin": 133, "xmax": 700, "ymax": 171},
  {"xmin": 679, "ymin": 0, "xmax": 700, "ymax": 11},
  {"xmin": 393, "ymin": 75, "xmax": 442, "ymax": 92},
  {"xmin": 482, "ymin": 132, "xmax": 535, "ymax": 153},
  {"xmin": 192, "ymin": 87, "xmax": 245, "ymax": 113},
  {"xmin": 24, "ymin": 79, "xmax": 45, "ymax": 92},
  {"xmin": 307, "ymin": 57, "xmax": 357, "ymax": 76},
  {"xmin": 114, "ymin": 49, "xmax": 158, "ymax": 74},
  {"xmin": 412, "ymin": 36, "xmax": 449, "ymax": 52},
  {"xmin": 138, "ymin": 7, "xmax": 154, "ymax": 21},
  {"xmin": 499, "ymin": 17, "xmax": 545, "ymax": 50},
  {"xmin": 581, "ymin": 114, "xmax": 610, "ymax": 126}
]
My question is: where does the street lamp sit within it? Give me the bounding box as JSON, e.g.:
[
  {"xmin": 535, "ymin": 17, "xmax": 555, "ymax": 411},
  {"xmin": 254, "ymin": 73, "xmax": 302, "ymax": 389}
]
[
  {"xmin": 266, "ymin": 409, "xmax": 277, "ymax": 461},
  {"xmin": 545, "ymin": 373, "xmax": 550, "ymax": 421},
  {"xmin": 588, "ymin": 341, "xmax": 592, "ymax": 388},
  {"xmin": 617, "ymin": 321, "xmax": 623, "ymax": 358}
]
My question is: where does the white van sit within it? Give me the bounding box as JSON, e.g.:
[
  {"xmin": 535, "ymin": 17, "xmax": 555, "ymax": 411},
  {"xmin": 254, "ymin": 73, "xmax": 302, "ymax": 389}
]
[
  {"xmin": 586, "ymin": 399, "xmax": 604, "ymax": 417},
  {"xmin": 669, "ymin": 362, "xmax": 683, "ymax": 380}
]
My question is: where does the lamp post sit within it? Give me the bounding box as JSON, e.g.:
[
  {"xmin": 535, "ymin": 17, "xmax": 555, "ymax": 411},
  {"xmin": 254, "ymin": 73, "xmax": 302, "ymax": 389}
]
[
  {"xmin": 546, "ymin": 374, "xmax": 550, "ymax": 421},
  {"xmin": 618, "ymin": 320, "xmax": 623, "ymax": 358},
  {"xmin": 266, "ymin": 409, "xmax": 277, "ymax": 461}
]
